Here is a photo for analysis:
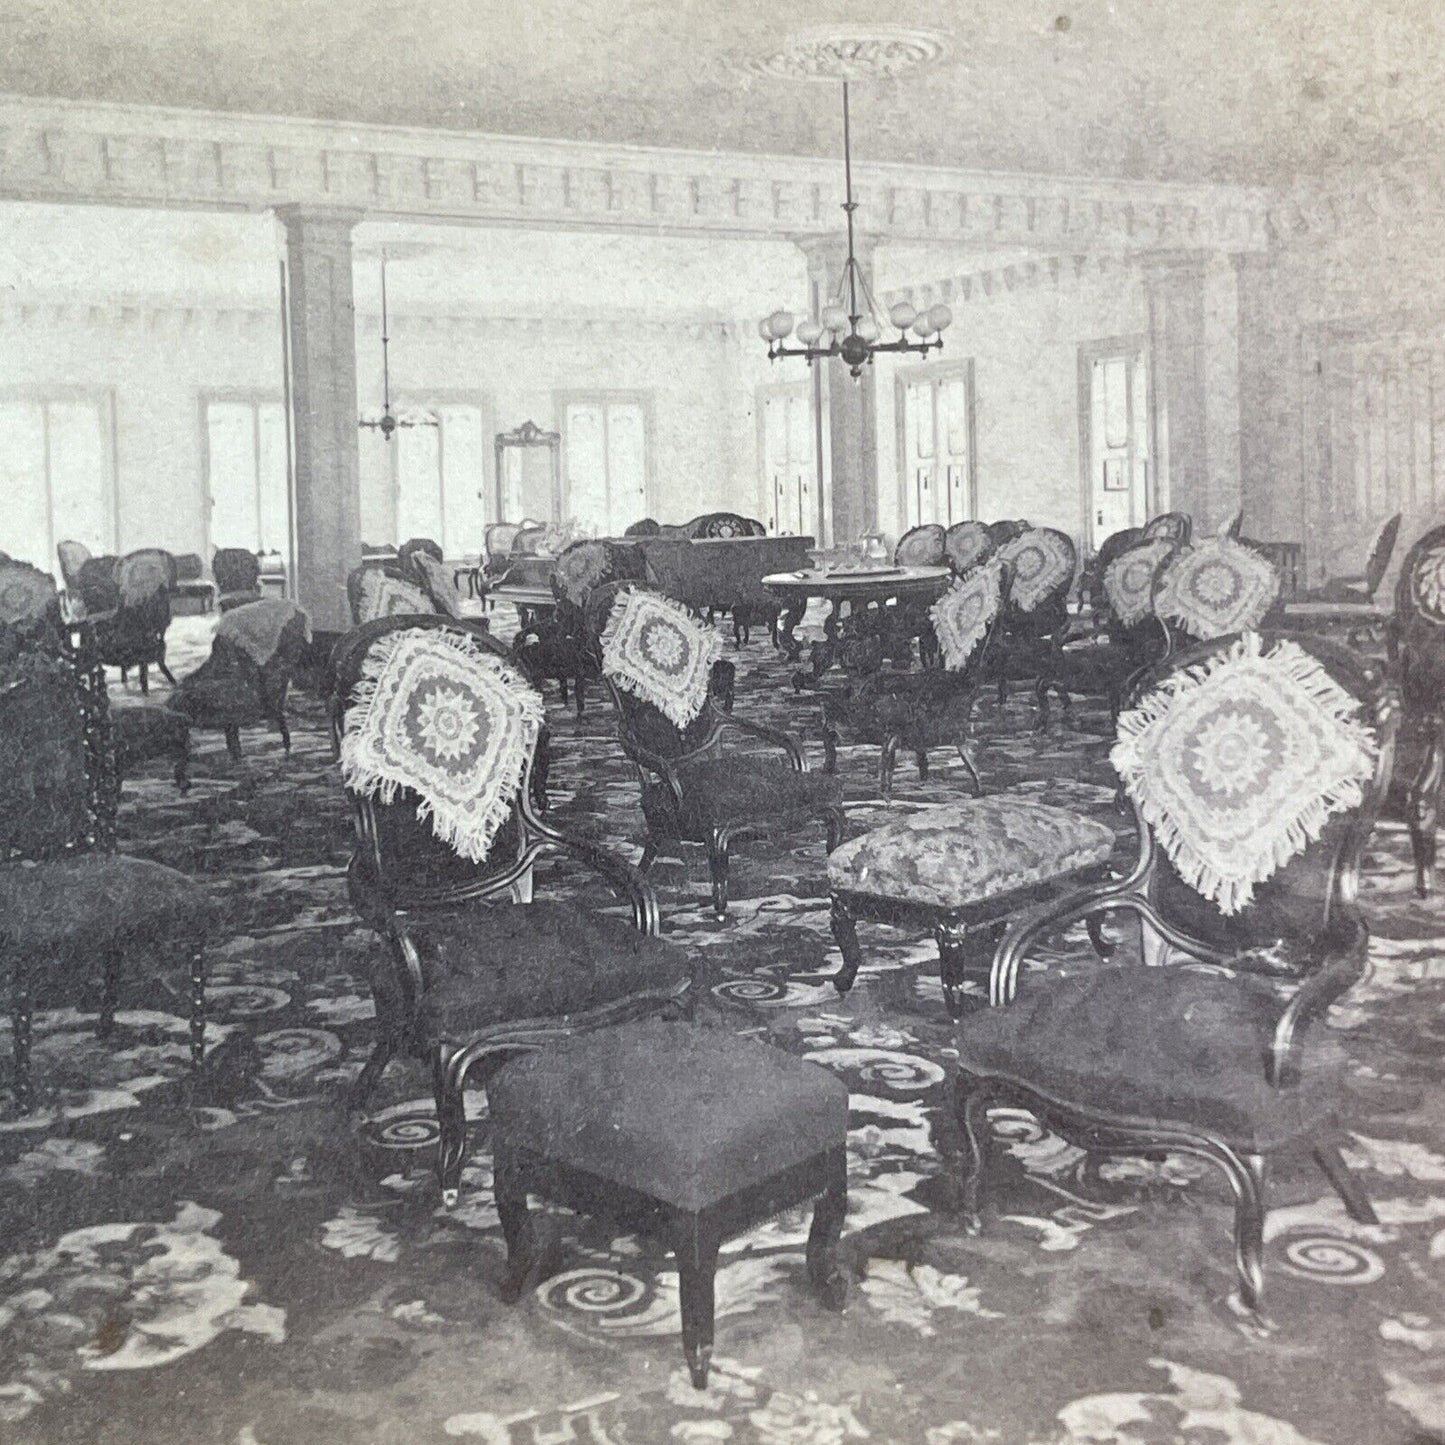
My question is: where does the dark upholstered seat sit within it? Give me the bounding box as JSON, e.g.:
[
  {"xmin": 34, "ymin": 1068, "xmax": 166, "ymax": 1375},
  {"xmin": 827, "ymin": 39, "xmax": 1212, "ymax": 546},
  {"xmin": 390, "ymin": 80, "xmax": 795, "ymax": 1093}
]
[
  {"xmin": 0, "ymin": 854, "xmax": 216, "ymax": 954},
  {"xmin": 490, "ymin": 1021, "xmax": 849, "ymax": 1213},
  {"xmin": 675, "ymin": 757, "xmax": 843, "ymax": 834},
  {"xmin": 489, "ymin": 1020, "xmax": 850, "ymax": 1388},
  {"xmin": 111, "ymin": 700, "xmax": 191, "ymax": 792},
  {"xmin": 413, "ymin": 901, "xmax": 690, "ymax": 1044},
  {"xmin": 957, "ymin": 966, "xmax": 1340, "ymax": 1152}
]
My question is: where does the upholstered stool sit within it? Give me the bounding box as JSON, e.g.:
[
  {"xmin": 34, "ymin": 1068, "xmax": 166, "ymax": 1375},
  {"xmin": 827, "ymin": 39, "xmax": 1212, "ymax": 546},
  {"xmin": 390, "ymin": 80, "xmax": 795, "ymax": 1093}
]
[
  {"xmin": 487, "ymin": 1020, "xmax": 850, "ymax": 1388},
  {"xmin": 827, "ymin": 794, "xmax": 1116, "ymax": 1015}
]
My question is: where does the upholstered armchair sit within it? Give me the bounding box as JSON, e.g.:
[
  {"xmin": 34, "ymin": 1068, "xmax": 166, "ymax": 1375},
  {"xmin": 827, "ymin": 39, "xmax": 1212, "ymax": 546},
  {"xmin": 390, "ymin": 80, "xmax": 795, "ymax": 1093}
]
[
  {"xmin": 92, "ymin": 549, "xmax": 177, "ymax": 692},
  {"xmin": 588, "ymin": 583, "xmax": 844, "ymax": 918},
  {"xmin": 1078, "ymin": 525, "xmax": 1143, "ymax": 616},
  {"xmin": 983, "ymin": 526, "xmax": 1078, "ymax": 706},
  {"xmin": 171, "ymin": 599, "xmax": 310, "ymax": 760},
  {"xmin": 212, "ymin": 548, "xmax": 263, "ymax": 612},
  {"xmin": 512, "ymin": 539, "xmax": 647, "ymax": 716},
  {"xmin": 954, "ymin": 629, "xmax": 1396, "ymax": 1321},
  {"xmin": 0, "ymin": 619, "xmax": 216, "ymax": 1114},
  {"xmin": 332, "ymin": 614, "xmax": 695, "ymax": 1203},
  {"xmin": 943, "ymin": 521, "xmax": 994, "ymax": 576},
  {"xmin": 1388, "ymin": 523, "xmax": 1445, "ymax": 895},
  {"xmin": 821, "ymin": 559, "xmax": 1008, "ymax": 801},
  {"xmin": 1037, "ymin": 536, "xmax": 1176, "ymax": 728},
  {"xmin": 346, "ymin": 562, "xmax": 434, "ymax": 625}
]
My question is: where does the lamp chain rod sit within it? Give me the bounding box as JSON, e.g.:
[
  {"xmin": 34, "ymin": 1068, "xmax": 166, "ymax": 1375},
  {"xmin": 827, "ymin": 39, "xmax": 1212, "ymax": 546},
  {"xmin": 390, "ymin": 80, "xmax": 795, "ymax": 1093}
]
[
  {"xmin": 841, "ymin": 81, "xmax": 860, "ymax": 324},
  {"xmin": 379, "ymin": 253, "xmax": 392, "ymax": 417}
]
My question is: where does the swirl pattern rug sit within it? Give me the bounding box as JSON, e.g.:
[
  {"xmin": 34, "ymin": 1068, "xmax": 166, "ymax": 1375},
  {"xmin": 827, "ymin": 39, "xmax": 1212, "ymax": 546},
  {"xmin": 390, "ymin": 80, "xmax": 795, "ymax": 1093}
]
[{"xmin": 1, "ymin": 611, "xmax": 1442, "ymax": 1445}]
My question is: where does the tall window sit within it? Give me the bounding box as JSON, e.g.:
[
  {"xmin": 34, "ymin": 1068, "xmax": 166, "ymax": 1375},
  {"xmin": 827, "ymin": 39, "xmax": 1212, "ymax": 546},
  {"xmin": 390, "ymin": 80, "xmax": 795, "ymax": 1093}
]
[
  {"xmin": 897, "ymin": 364, "xmax": 975, "ymax": 529},
  {"xmin": 0, "ymin": 392, "xmax": 114, "ymax": 572},
  {"xmin": 560, "ymin": 395, "xmax": 649, "ymax": 536},
  {"xmin": 391, "ymin": 400, "xmax": 488, "ymax": 557},
  {"xmin": 204, "ymin": 396, "xmax": 290, "ymax": 555},
  {"xmin": 1079, "ymin": 340, "xmax": 1151, "ymax": 551}
]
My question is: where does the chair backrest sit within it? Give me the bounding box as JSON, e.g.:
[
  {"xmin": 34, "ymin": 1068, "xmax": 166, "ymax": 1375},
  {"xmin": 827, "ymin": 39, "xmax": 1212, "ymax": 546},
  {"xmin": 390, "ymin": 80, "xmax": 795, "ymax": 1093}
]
[
  {"xmin": 928, "ymin": 558, "xmax": 1010, "ymax": 675},
  {"xmin": 1393, "ymin": 523, "xmax": 1445, "ymax": 714},
  {"xmin": 1364, "ymin": 512, "xmax": 1403, "ymax": 598},
  {"xmin": 894, "ymin": 523, "xmax": 947, "ymax": 567},
  {"xmin": 586, "ymin": 581, "xmax": 724, "ymax": 762},
  {"xmin": 484, "ymin": 523, "xmax": 523, "ymax": 561},
  {"xmin": 996, "ymin": 526, "xmax": 1077, "ymax": 616},
  {"xmin": 624, "ymin": 518, "xmax": 662, "ymax": 538},
  {"xmin": 56, "ymin": 540, "xmax": 92, "ymax": 589},
  {"xmin": 0, "ymin": 560, "xmax": 62, "ymax": 628},
  {"xmin": 1153, "ymin": 538, "xmax": 1282, "ymax": 642},
  {"xmin": 0, "ymin": 627, "xmax": 115, "ymax": 863},
  {"xmin": 944, "ymin": 521, "xmax": 994, "ymax": 575},
  {"xmin": 116, "ymin": 548, "xmax": 176, "ymax": 604},
  {"xmin": 346, "ymin": 564, "xmax": 435, "ymax": 626},
  {"xmin": 1114, "ymin": 631, "xmax": 1395, "ymax": 956},
  {"xmin": 1101, "ymin": 537, "xmax": 1176, "ymax": 628},
  {"xmin": 1141, "ymin": 511, "xmax": 1192, "ymax": 545},
  {"xmin": 684, "ymin": 512, "xmax": 757, "ymax": 540},
  {"xmin": 333, "ymin": 615, "xmax": 544, "ymax": 900},
  {"xmin": 985, "ymin": 519, "xmax": 1030, "ymax": 547},
  {"xmin": 213, "ymin": 547, "xmax": 262, "ymax": 595},
  {"xmin": 77, "ymin": 556, "xmax": 121, "ymax": 612},
  {"xmin": 512, "ymin": 524, "xmax": 549, "ymax": 556},
  {"xmin": 397, "ymin": 537, "xmax": 444, "ymax": 574}
]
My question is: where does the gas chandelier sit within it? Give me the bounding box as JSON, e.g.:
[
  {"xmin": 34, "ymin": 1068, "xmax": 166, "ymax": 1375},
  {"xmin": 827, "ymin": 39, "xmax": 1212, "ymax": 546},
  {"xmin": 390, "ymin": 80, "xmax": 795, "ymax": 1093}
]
[
  {"xmin": 359, "ymin": 252, "xmax": 438, "ymax": 441},
  {"xmin": 759, "ymin": 81, "xmax": 953, "ymax": 379}
]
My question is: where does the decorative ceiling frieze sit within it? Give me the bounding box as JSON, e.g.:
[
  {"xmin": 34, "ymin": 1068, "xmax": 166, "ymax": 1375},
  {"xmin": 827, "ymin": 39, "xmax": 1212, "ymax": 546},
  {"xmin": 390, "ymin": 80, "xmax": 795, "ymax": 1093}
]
[{"xmin": 0, "ymin": 94, "xmax": 1269, "ymax": 254}]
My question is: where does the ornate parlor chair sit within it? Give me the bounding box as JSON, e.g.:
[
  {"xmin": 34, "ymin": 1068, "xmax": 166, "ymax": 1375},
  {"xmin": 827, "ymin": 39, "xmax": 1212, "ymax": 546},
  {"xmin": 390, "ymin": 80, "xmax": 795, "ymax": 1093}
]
[
  {"xmin": 589, "ymin": 583, "xmax": 844, "ymax": 917},
  {"xmin": 171, "ymin": 599, "xmax": 311, "ymax": 761},
  {"xmin": 684, "ymin": 512, "xmax": 761, "ymax": 539},
  {"xmin": 1140, "ymin": 510, "xmax": 1193, "ymax": 545},
  {"xmin": 332, "ymin": 614, "xmax": 696, "ymax": 1203},
  {"xmin": 820, "ymin": 559, "xmax": 1008, "ymax": 802},
  {"xmin": 512, "ymin": 539, "xmax": 647, "ymax": 717},
  {"xmin": 1036, "ymin": 536, "xmax": 1177, "ymax": 728},
  {"xmin": 985, "ymin": 526, "xmax": 1078, "ymax": 706},
  {"xmin": 56, "ymin": 539, "xmax": 93, "ymax": 605},
  {"xmin": 0, "ymin": 617, "xmax": 216, "ymax": 1114},
  {"xmin": 894, "ymin": 523, "xmax": 948, "ymax": 567},
  {"xmin": 944, "ymin": 520, "xmax": 994, "ymax": 576},
  {"xmin": 985, "ymin": 519, "xmax": 1031, "ymax": 548},
  {"xmin": 623, "ymin": 517, "xmax": 663, "ymax": 537},
  {"xmin": 1152, "ymin": 535, "xmax": 1283, "ymax": 644},
  {"xmin": 346, "ymin": 562, "xmax": 434, "ymax": 626},
  {"xmin": 954, "ymin": 629, "xmax": 1396, "ymax": 1321},
  {"xmin": 94, "ymin": 549, "xmax": 177, "ymax": 692},
  {"xmin": 405, "ymin": 546, "xmax": 476, "ymax": 622},
  {"xmin": 1389, "ymin": 523, "xmax": 1445, "ymax": 895},
  {"xmin": 212, "ymin": 548, "xmax": 264, "ymax": 613},
  {"xmin": 1078, "ymin": 525, "xmax": 1144, "ymax": 616}
]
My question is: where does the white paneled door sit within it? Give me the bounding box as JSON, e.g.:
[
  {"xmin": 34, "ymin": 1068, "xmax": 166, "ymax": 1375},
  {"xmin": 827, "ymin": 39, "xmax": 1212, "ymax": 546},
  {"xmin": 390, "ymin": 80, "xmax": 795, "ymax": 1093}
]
[
  {"xmin": 0, "ymin": 393, "xmax": 113, "ymax": 573},
  {"xmin": 898, "ymin": 364, "xmax": 975, "ymax": 530},
  {"xmin": 1080, "ymin": 343, "xmax": 1151, "ymax": 551},
  {"xmin": 562, "ymin": 397, "xmax": 648, "ymax": 536},
  {"xmin": 391, "ymin": 401, "xmax": 489, "ymax": 556},
  {"xmin": 760, "ymin": 382, "xmax": 815, "ymax": 535}
]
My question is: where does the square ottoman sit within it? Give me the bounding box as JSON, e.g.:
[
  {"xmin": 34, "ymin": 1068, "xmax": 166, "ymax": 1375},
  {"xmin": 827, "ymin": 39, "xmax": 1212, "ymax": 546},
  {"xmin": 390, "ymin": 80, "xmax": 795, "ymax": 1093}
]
[{"xmin": 487, "ymin": 1019, "xmax": 850, "ymax": 1388}]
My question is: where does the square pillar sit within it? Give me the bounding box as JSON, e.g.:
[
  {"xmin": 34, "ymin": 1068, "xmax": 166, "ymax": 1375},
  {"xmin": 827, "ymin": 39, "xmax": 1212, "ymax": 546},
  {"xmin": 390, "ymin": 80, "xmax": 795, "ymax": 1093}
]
[{"xmin": 277, "ymin": 205, "xmax": 363, "ymax": 634}]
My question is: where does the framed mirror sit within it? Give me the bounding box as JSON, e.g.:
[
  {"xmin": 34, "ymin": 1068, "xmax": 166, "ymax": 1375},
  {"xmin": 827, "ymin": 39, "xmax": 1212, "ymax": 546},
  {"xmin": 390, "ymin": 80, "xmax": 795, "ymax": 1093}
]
[{"xmin": 495, "ymin": 421, "xmax": 561, "ymax": 525}]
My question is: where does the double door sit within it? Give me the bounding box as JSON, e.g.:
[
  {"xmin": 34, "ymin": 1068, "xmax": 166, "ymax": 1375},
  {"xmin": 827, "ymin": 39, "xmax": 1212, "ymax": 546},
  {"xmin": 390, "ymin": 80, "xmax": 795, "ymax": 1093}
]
[
  {"xmin": 759, "ymin": 381, "xmax": 815, "ymax": 535},
  {"xmin": 898, "ymin": 364, "xmax": 975, "ymax": 530}
]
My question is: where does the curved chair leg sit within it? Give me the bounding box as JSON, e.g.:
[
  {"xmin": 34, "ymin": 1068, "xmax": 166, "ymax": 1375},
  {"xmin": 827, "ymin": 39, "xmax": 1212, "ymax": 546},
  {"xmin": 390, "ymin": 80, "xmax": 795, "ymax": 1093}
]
[
  {"xmin": 915, "ymin": 748, "xmax": 930, "ymax": 785},
  {"xmin": 1034, "ymin": 673, "xmax": 1051, "ymax": 731},
  {"xmin": 955, "ymin": 1077, "xmax": 994, "ymax": 1234},
  {"xmin": 189, "ymin": 946, "xmax": 208, "ymax": 1069},
  {"xmin": 829, "ymin": 894, "xmax": 863, "ymax": 996},
  {"xmin": 10, "ymin": 960, "xmax": 33, "ymax": 1115},
  {"xmin": 574, "ymin": 673, "xmax": 586, "ymax": 719},
  {"xmin": 675, "ymin": 1217, "xmax": 722, "ymax": 1390},
  {"xmin": 805, "ymin": 1148, "xmax": 849, "ymax": 1311},
  {"xmin": 277, "ymin": 711, "xmax": 292, "ymax": 753},
  {"xmin": 823, "ymin": 806, "xmax": 844, "ymax": 855},
  {"xmin": 1195, "ymin": 1137, "xmax": 1268, "ymax": 1318},
  {"xmin": 957, "ymin": 745, "xmax": 982, "ymax": 797},
  {"xmin": 638, "ymin": 840, "xmax": 659, "ymax": 873},
  {"xmin": 157, "ymin": 654, "xmax": 177, "ymax": 687},
  {"xmin": 707, "ymin": 830, "xmax": 732, "ymax": 919},
  {"xmin": 822, "ymin": 725, "xmax": 839, "ymax": 776},
  {"xmin": 1313, "ymin": 1140, "xmax": 1379, "ymax": 1224},
  {"xmin": 224, "ymin": 725, "xmax": 242, "ymax": 761},
  {"xmin": 880, "ymin": 734, "xmax": 902, "ymax": 803},
  {"xmin": 139, "ymin": 663, "xmax": 150, "ymax": 695},
  {"xmin": 496, "ymin": 1153, "xmax": 547, "ymax": 1304},
  {"xmin": 1085, "ymin": 911, "xmax": 1115, "ymax": 960},
  {"xmin": 433, "ymin": 1042, "xmax": 472, "ymax": 1208},
  {"xmin": 348, "ymin": 1036, "xmax": 395, "ymax": 1110}
]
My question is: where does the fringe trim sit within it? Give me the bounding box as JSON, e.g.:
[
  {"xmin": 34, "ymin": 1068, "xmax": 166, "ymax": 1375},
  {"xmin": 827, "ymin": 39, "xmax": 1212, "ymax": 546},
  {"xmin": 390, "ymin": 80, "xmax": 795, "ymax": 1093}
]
[
  {"xmin": 1104, "ymin": 540, "xmax": 1174, "ymax": 626},
  {"xmin": 930, "ymin": 559, "xmax": 1003, "ymax": 671},
  {"xmin": 999, "ymin": 530, "xmax": 1075, "ymax": 612},
  {"xmin": 1154, "ymin": 539, "xmax": 1280, "ymax": 641},
  {"xmin": 1110, "ymin": 632, "xmax": 1378, "ymax": 915},
  {"xmin": 339, "ymin": 626, "xmax": 544, "ymax": 864},
  {"xmin": 358, "ymin": 569, "xmax": 432, "ymax": 623},
  {"xmin": 600, "ymin": 587, "xmax": 722, "ymax": 729}
]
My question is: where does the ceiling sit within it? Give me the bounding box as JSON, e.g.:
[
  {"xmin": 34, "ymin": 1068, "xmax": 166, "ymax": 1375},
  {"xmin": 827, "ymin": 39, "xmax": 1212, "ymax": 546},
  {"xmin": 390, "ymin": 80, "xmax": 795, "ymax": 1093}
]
[{"xmin": 2, "ymin": 2, "xmax": 1441, "ymax": 185}]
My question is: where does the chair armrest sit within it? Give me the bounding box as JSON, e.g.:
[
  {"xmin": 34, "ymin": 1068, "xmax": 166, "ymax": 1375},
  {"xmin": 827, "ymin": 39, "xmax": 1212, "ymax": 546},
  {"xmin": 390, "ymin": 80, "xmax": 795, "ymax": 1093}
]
[
  {"xmin": 617, "ymin": 734, "xmax": 687, "ymax": 810},
  {"xmin": 714, "ymin": 706, "xmax": 806, "ymax": 771},
  {"xmin": 1268, "ymin": 914, "xmax": 1369, "ymax": 1087},
  {"xmin": 531, "ymin": 820, "xmax": 662, "ymax": 936}
]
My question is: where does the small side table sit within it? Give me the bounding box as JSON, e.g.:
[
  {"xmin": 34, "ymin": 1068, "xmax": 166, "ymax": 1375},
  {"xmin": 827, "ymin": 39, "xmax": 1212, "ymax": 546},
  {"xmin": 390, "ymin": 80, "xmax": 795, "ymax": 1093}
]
[{"xmin": 488, "ymin": 1020, "xmax": 850, "ymax": 1388}]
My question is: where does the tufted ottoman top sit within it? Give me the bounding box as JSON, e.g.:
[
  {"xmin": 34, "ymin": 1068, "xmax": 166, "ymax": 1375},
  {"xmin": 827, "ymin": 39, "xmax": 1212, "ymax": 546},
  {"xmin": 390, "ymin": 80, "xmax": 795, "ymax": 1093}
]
[
  {"xmin": 488, "ymin": 1021, "xmax": 848, "ymax": 1213},
  {"xmin": 827, "ymin": 795, "xmax": 1115, "ymax": 909}
]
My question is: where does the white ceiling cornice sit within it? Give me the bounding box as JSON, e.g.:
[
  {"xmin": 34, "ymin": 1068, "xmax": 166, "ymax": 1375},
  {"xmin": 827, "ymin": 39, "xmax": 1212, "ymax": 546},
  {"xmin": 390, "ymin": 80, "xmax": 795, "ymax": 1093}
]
[{"xmin": 0, "ymin": 93, "xmax": 1269, "ymax": 254}]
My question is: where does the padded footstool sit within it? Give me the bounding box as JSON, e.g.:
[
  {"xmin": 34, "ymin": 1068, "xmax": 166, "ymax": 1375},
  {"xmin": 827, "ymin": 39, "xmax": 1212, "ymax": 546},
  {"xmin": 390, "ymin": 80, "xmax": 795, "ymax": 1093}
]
[{"xmin": 488, "ymin": 1020, "xmax": 850, "ymax": 1388}]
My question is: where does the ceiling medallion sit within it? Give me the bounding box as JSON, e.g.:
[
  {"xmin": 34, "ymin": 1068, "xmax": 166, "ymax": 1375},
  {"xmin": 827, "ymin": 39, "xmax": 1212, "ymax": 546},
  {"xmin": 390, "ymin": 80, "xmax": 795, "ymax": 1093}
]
[{"xmin": 746, "ymin": 28, "xmax": 948, "ymax": 83}]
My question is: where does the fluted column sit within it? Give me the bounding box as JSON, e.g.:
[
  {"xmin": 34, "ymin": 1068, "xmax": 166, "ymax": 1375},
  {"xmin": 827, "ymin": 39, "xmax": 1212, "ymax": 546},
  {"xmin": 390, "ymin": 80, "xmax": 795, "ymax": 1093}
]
[
  {"xmin": 795, "ymin": 232, "xmax": 880, "ymax": 547},
  {"xmin": 277, "ymin": 204, "xmax": 363, "ymax": 634}
]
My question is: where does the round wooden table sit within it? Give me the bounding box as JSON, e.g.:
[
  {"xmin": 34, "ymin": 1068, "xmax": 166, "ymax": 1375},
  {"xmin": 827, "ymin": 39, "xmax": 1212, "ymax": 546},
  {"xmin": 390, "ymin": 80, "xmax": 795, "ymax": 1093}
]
[{"xmin": 762, "ymin": 564, "xmax": 952, "ymax": 686}]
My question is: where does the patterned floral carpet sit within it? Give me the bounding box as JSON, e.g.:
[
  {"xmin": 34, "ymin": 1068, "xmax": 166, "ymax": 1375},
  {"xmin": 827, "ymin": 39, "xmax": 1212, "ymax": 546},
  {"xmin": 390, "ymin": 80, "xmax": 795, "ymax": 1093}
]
[{"xmin": 3, "ymin": 611, "xmax": 1445, "ymax": 1445}]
